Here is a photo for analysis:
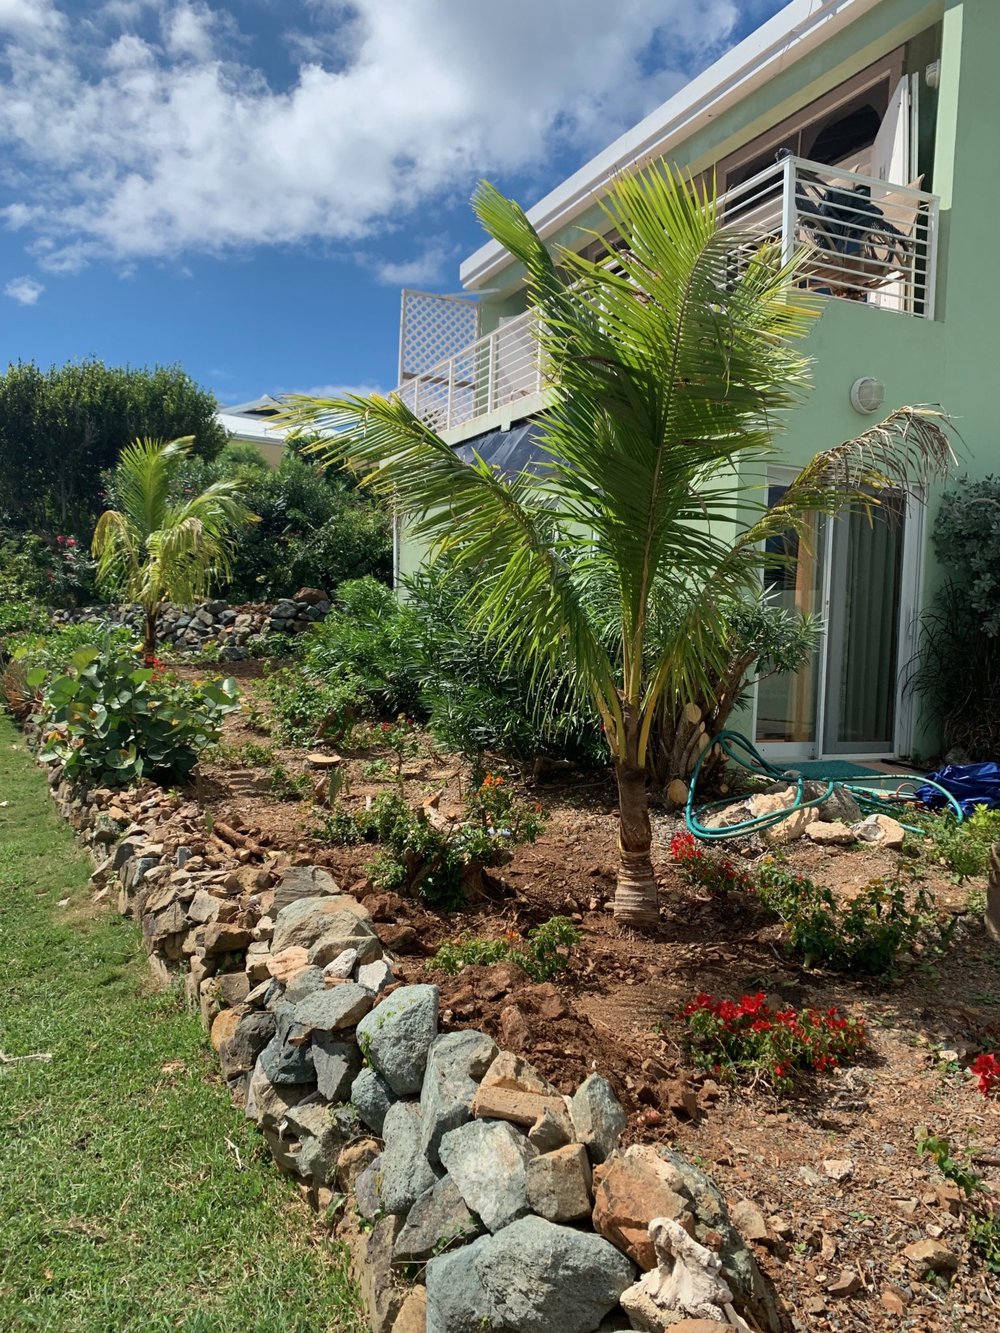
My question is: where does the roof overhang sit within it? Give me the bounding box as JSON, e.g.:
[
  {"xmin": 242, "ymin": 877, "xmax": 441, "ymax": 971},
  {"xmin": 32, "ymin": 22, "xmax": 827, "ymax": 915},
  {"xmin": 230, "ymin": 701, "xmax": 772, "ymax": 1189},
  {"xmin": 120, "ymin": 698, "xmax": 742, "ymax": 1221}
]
[{"xmin": 460, "ymin": 0, "xmax": 887, "ymax": 292}]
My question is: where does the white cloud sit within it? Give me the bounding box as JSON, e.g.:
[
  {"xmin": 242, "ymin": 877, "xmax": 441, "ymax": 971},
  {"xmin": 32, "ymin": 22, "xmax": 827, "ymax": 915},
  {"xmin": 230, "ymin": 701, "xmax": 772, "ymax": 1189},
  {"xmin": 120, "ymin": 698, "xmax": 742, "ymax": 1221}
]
[
  {"xmin": 288, "ymin": 382, "xmax": 384, "ymax": 400},
  {"xmin": 4, "ymin": 273, "xmax": 44, "ymax": 303},
  {"xmin": 373, "ymin": 246, "xmax": 450, "ymax": 288},
  {"xmin": 0, "ymin": 1, "xmax": 741, "ymax": 271}
]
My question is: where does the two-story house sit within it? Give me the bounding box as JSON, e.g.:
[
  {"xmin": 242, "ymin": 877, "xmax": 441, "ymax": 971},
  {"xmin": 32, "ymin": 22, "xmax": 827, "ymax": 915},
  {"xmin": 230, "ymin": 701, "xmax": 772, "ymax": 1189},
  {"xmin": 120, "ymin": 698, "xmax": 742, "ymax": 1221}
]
[{"xmin": 391, "ymin": 0, "xmax": 995, "ymax": 767}]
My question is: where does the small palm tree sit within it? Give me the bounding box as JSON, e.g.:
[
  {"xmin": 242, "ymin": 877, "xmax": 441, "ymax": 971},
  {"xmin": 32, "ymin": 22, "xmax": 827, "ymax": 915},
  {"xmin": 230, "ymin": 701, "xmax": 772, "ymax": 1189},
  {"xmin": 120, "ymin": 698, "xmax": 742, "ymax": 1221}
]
[
  {"xmin": 92, "ymin": 437, "xmax": 257, "ymax": 660},
  {"xmin": 287, "ymin": 168, "xmax": 952, "ymax": 928}
]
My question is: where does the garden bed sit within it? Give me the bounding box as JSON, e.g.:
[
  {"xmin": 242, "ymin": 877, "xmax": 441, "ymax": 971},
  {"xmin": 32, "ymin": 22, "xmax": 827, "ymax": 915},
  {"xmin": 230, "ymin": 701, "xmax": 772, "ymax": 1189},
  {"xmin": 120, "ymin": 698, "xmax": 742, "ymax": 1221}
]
[{"xmin": 172, "ymin": 659, "xmax": 1000, "ymax": 1332}]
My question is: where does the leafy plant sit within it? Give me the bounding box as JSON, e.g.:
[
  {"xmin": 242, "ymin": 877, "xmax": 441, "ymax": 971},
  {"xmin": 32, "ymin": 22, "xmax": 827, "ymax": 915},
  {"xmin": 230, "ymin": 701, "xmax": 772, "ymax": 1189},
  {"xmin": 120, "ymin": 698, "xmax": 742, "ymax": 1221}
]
[
  {"xmin": 261, "ymin": 667, "xmax": 364, "ymax": 745},
  {"xmin": 35, "ymin": 643, "xmax": 239, "ymax": 785},
  {"xmin": 917, "ymin": 805, "xmax": 1000, "ymax": 882},
  {"xmin": 429, "ymin": 916, "xmax": 582, "ymax": 982},
  {"xmin": 315, "ymin": 781, "xmax": 544, "ymax": 907},
  {"xmin": 293, "ymin": 168, "xmax": 953, "ymax": 927},
  {"xmin": 681, "ymin": 991, "xmax": 868, "ymax": 1094},
  {"xmin": 268, "ymin": 763, "xmax": 313, "ymax": 802},
  {"xmin": 92, "ymin": 437, "xmax": 257, "ymax": 658},
  {"xmin": 916, "ymin": 1131, "xmax": 1000, "ymax": 1274},
  {"xmin": 755, "ymin": 862, "xmax": 950, "ymax": 976}
]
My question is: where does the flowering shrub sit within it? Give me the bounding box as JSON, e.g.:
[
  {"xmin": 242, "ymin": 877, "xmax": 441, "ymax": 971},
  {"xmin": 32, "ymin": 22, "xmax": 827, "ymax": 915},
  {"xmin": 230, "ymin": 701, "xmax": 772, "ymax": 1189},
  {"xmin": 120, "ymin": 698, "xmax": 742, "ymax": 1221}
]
[
  {"xmin": 681, "ymin": 991, "xmax": 868, "ymax": 1093},
  {"xmin": 261, "ymin": 666, "xmax": 364, "ymax": 745},
  {"xmin": 970, "ymin": 1052, "xmax": 1000, "ymax": 1100},
  {"xmin": 429, "ymin": 915, "xmax": 581, "ymax": 982},
  {"xmin": 669, "ymin": 831, "xmax": 755, "ymax": 894}
]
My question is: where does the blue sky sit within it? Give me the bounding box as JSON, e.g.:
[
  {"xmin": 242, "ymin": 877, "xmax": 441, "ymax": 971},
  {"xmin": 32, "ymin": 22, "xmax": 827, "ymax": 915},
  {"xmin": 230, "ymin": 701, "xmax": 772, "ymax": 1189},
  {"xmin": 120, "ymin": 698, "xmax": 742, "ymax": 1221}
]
[{"xmin": 0, "ymin": 1, "xmax": 784, "ymax": 406}]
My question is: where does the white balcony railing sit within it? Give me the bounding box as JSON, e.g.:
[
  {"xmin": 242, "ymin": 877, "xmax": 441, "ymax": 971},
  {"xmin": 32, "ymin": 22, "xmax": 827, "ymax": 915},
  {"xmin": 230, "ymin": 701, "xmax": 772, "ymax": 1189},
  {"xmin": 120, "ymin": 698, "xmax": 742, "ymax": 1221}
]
[{"xmin": 396, "ymin": 156, "xmax": 940, "ymax": 433}]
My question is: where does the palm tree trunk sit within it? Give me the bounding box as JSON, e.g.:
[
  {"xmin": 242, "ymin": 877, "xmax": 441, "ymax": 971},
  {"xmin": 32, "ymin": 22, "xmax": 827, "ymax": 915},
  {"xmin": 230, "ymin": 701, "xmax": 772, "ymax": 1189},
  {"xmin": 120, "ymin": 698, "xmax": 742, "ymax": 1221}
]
[
  {"xmin": 613, "ymin": 755, "xmax": 659, "ymax": 928},
  {"xmin": 143, "ymin": 607, "xmax": 158, "ymax": 663}
]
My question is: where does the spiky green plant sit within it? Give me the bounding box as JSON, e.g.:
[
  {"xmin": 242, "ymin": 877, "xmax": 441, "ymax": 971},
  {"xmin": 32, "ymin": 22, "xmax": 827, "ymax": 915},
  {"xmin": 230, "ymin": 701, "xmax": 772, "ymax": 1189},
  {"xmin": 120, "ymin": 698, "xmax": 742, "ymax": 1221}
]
[
  {"xmin": 92, "ymin": 437, "xmax": 257, "ymax": 659},
  {"xmin": 285, "ymin": 166, "xmax": 952, "ymax": 927}
]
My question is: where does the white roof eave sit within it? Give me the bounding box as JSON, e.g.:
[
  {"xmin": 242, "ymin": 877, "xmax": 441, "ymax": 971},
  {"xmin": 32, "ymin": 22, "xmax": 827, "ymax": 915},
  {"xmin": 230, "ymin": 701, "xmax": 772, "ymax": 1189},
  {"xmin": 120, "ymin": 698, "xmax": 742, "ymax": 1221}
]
[{"xmin": 459, "ymin": 0, "xmax": 884, "ymax": 291}]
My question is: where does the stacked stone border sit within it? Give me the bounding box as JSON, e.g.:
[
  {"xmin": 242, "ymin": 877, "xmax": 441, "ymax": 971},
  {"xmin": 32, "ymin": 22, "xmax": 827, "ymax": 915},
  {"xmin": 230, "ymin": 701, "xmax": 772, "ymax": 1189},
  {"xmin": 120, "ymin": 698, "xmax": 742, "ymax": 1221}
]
[
  {"xmin": 53, "ymin": 586, "xmax": 334, "ymax": 659},
  {"xmin": 33, "ymin": 750, "xmax": 781, "ymax": 1333}
]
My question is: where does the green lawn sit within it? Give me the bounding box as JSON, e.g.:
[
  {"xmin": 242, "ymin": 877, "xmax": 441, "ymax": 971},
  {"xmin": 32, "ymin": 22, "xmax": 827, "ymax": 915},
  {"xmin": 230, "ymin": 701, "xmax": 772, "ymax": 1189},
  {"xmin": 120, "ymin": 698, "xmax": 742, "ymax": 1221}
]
[{"xmin": 0, "ymin": 717, "xmax": 363, "ymax": 1333}]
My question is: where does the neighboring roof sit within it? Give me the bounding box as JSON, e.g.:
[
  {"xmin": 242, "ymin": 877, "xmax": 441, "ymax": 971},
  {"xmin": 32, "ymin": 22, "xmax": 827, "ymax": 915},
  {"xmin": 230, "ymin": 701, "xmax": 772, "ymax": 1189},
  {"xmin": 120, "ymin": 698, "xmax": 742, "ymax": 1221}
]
[
  {"xmin": 216, "ymin": 411, "xmax": 288, "ymax": 443},
  {"xmin": 455, "ymin": 419, "xmax": 549, "ymax": 476},
  {"xmin": 460, "ymin": 0, "xmax": 886, "ymax": 291},
  {"xmin": 223, "ymin": 394, "xmax": 284, "ymax": 417}
]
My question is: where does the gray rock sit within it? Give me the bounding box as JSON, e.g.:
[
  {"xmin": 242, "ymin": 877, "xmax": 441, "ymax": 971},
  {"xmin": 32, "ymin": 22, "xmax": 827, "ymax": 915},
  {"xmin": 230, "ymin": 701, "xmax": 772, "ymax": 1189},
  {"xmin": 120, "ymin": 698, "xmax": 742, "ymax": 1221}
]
[
  {"xmin": 361, "ymin": 1215, "xmax": 405, "ymax": 1333},
  {"xmin": 272, "ymin": 864, "xmax": 339, "ymax": 915},
  {"xmin": 281, "ymin": 1096, "xmax": 352, "ymax": 1184},
  {"xmin": 355, "ymin": 1155, "xmax": 386, "ymax": 1219},
  {"xmin": 378, "ymin": 1100, "xmax": 440, "ymax": 1216},
  {"xmin": 187, "ymin": 888, "xmax": 222, "ymax": 925},
  {"xmin": 313, "ymin": 1035, "xmax": 362, "ymax": 1102},
  {"xmin": 356, "ymin": 957, "xmax": 394, "ymax": 994},
  {"xmin": 259, "ymin": 1002, "xmax": 314, "ymax": 1085},
  {"xmin": 526, "ymin": 1143, "xmax": 593, "ymax": 1222},
  {"xmin": 218, "ymin": 1009, "xmax": 276, "ymax": 1079},
  {"xmin": 292, "ymin": 982, "xmax": 373, "ymax": 1032},
  {"xmin": 351, "ymin": 1065, "xmax": 398, "ymax": 1134},
  {"xmin": 283, "ymin": 965, "xmax": 326, "ymax": 1005},
  {"xmin": 245, "ymin": 1057, "xmax": 312, "ymax": 1130},
  {"xmin": 425, "ymin": 1216, "xmax": 634, "ymax": 1333},
  {"xmin": 570, "ymin": 1074, "xmax": 627, "ymax": 1163},
  {"xmin": 271, "ymin": 894, "xmax": 370, "ymax": 954},
  {"xmin": 420, "ymin": 1028, "xmax": 499, "ymax": 1164},
  {"xmin": 394, "ymin": 1175, "xmax": 483, "ymax": 1262},
  {"xmin": 308, "ymin": 912, "xmax": 382, "ymax": 967},
  {"xmin": 438, "ymin": 1119, "xmax": 535, "ymax": 1233},
  {"xmin": 355, "ymin": 984, "xmax": 439, "ymax": 1096}
]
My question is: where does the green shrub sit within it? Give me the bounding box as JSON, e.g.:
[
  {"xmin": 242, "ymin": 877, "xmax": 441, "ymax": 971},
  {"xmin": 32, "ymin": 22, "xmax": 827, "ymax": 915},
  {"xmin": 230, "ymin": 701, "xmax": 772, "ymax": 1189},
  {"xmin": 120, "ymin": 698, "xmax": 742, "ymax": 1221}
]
[
  {"xmin": 917, "ymin": 805, "xmax": 1000, "ymax": 882},
  {"xmin": 0, "ymin": 599, "xmax": 49, "ymax": 637},
  {"xmin": 314, "ymin": 779, "xmax": 544, "ymax": 907},
  {"xmin": 755, "ymin": 862, "xmax": 951, "ymax": 975},
  {"xmin": 35, "ymin": 644, "xmax": 239, "ymax": 785},
  {"xmin": 260, "ymin": 666, "xmax": 364, "ymax": 745},
  {"xmin": 429, "ymin": 916, "xmax": 582, "ymax": 982},
  {"xmin": 917, "ymin": 1133, "xmax": 1000, "ymax": 1274}
]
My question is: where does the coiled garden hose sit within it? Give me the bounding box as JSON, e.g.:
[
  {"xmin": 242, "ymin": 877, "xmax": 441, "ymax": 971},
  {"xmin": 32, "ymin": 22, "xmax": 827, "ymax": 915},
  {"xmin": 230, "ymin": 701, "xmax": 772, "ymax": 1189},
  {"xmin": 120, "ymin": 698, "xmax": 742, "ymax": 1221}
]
[{"xmin": 684, "ymin": 728, "xmax": 964, "ymax": 841}]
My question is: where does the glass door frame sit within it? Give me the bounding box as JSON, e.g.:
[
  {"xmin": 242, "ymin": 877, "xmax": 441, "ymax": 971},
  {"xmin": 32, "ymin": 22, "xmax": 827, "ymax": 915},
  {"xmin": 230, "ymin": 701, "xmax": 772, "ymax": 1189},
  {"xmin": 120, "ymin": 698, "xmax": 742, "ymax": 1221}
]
[{"xmin": 752, "ymin": 478, "xmax": 924, "ymax": 763}]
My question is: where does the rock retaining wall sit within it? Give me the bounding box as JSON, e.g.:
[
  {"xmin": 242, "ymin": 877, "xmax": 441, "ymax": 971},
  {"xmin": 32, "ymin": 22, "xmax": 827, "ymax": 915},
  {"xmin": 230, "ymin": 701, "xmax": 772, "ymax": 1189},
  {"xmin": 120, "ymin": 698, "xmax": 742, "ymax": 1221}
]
[
  {"xmin": 51, "ymin": 586, "xmax": 334, "ymax": 659},
  {"xmin": 40, "ymin": 761, "xmax": 779, "ymax": 1333}
]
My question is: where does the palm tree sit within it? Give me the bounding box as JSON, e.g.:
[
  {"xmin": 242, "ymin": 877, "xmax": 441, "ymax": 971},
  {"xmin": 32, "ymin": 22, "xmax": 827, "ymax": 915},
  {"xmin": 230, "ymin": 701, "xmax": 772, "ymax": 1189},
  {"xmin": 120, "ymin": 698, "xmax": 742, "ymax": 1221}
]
[
  {"xmin": 287, "ymin": 167, "xmax": 952, "ymax": 928},
  {"xmin": 92, "ymin": 437, "xmax": 257, "ymax": 660}
]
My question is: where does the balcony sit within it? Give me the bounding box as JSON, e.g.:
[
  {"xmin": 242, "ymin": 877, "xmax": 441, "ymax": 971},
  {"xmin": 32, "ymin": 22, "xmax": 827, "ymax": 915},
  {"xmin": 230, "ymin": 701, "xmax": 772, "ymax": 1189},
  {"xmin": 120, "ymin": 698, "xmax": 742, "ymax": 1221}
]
[{"xmin": 396, "ymin": 156, "xmax": 940, "ymax": 435}]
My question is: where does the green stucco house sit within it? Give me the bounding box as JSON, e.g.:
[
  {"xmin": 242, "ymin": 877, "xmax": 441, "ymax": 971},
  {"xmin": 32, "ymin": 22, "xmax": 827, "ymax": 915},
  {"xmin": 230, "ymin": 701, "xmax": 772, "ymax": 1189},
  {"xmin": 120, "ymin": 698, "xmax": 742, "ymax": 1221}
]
[{"xmin": 392, "ymin": 0, "xmax": 994, "ymax": 767}]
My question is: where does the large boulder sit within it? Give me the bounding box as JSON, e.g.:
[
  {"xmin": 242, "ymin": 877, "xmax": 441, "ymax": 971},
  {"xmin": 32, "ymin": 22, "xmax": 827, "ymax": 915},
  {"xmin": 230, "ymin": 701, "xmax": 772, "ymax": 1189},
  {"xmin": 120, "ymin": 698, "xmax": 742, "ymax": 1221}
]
[
  {"xmin": 270, "ymin": 894, "xmax": 370, "ymax": 955},
  {"xmin": 272, "ymin": 865, "xmax": 339, "ymax": 915},
  {"xmin": 292, "ymin": 982, "xmax": 373, "ymax": 1033},
  {"xmin": 438, "ymin": 1119, "xmax": 535, "ymax": 1233},
  {"xmin": 351, "ymin": 1066, "xmax": 399, "ymax": 1134},
  {"xmin": 420, "ymin": 1029, "xmax": 498, "ymax": 1163},
  {"xmin": 356, "ymin": 984, "xmax": 439, "ymax": 1096},
  {"xmin": 570, "ymin": 1074, "xmax": 627, "ymax": 1163},
  {"xmin": 425, "ymin": 1215, "xmax": 634, "ymax": 1333},
  {"xmin": 393, "ymin": 1175, "xmax": 483, "ymax": 1262},
  {"xmin": 377, "ymin": 1101, "xmax": 440, "ymax": 1216}
]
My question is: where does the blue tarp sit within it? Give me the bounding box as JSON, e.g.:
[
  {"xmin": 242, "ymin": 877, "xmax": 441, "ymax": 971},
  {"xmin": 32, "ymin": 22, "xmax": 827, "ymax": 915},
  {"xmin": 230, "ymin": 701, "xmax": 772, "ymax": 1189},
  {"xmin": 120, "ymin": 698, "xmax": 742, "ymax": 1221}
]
[{"xmin": 916, "ymin": 762, "xmax": 1000, "ymax": 815}]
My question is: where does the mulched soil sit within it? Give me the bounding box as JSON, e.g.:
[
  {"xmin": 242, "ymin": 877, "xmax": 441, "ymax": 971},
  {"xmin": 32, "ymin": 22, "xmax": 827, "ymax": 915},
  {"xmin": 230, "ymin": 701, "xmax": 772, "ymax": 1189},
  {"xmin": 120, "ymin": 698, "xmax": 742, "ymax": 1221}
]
[{"xmin": 187, "ymin": 661, "xmax": 1000, "ymax": 1331}]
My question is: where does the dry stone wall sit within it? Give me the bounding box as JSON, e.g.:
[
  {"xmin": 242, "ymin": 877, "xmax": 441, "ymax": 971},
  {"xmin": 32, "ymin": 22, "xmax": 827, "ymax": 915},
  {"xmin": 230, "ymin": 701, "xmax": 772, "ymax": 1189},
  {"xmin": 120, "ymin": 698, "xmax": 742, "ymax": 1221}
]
[{"xmin": 40, "ymin": 761, "xmax": 780, "ymax": 1333}]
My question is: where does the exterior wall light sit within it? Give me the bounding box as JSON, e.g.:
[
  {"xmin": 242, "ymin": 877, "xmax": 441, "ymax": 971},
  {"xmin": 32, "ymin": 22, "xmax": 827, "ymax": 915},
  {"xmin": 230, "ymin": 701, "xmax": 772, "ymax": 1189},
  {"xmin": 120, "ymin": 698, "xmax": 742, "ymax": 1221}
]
[{"xmin": 849, "ymin": 376, "xmax": 885, "ymax": 414}]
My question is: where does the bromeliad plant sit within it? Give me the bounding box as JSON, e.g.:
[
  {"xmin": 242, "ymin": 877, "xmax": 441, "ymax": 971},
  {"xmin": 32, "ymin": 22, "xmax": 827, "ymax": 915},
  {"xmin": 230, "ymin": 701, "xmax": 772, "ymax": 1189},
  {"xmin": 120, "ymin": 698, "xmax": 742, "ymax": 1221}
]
[
  {"xmin": 35, "ymin": 643, "xmax": 239, "ymax": 785},
  {"xmin": 681, "ymin": 991, "xmax": 868, "ymax": 1094},
  {"xmin": 288, "ymin": 167, "xmax": 953, "ymax": 927}
]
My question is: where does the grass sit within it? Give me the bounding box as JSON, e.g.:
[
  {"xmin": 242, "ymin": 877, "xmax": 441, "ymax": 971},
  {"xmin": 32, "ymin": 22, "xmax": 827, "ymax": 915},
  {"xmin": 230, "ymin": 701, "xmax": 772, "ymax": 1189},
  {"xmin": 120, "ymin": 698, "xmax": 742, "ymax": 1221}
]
[{"xmin": 0, "ymin": 716, "xmax": 363, "ymax": 1333}]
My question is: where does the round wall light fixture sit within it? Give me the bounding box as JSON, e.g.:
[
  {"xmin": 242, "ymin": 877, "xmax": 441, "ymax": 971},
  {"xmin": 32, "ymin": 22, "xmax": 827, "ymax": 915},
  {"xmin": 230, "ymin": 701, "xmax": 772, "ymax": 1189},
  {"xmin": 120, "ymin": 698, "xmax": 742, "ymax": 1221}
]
[{"xmin": 849, "ymin": 376, "xmax": 885, "ymax": 414}]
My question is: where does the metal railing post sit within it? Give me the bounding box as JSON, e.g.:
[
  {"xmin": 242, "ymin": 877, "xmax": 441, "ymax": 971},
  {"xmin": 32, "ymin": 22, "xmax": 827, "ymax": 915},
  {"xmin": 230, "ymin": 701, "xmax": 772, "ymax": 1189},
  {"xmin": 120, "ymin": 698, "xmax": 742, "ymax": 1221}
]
[
  {"xmin": 924, "ymin": 197, "xmax": 940, "ymax": 321},
  {"xmin": 781, "ymin": 155, "xmax": 797, "ymax": 269}
]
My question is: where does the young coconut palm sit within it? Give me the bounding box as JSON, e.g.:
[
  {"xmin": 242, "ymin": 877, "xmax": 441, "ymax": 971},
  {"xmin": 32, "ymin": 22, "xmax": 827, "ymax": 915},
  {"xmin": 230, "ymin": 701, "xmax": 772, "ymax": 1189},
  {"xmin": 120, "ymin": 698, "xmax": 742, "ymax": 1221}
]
[
  {"xmin": 286, "ymin": 167, "xmax": 952, "ymax": 929},
  {"xmin": 92, "ymin": 437, "xmax": 257, "ymax": 660}
]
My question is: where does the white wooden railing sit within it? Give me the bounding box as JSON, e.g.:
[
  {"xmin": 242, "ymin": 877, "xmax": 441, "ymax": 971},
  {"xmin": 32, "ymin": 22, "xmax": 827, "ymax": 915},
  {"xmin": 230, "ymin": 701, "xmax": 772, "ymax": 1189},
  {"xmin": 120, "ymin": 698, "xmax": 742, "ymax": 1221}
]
[{"xmin": 395, "ymin": 157, "xmax": 939, "ymax": 433}]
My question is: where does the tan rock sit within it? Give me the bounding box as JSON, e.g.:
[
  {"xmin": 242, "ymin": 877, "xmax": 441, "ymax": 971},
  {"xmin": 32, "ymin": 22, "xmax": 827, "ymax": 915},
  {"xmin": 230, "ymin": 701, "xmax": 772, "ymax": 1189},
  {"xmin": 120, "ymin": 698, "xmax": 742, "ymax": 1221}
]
[
  {"xmin": 336, "ymin": 1138, "xmax": 381, "ymax": 1195},
  {"xmin": 472, "ymin": 1082, "xmax": 566, "ymax": 1128},
  {"xmin": 747, "ymin": 786, "xmax": 797, "ymax": 818},
  {"xmin": 592, "ymin": 1146, "xmax": 694, "ymax": 1270},
  {"xmin": 857, "ymin": 813, "xmax": 906, "ymax": 850},
  {"xmin": 762, "ymin": 805, "xmax": 819, "ymax": 845},
  {"xmin": 266, "ymin": 946, "xmax": 310, "ymax": 982},
  {"xmin": 526, "ymin": 1143, "xmax": 592, "ymax": 1223},
  {"xmin": 480, "ymin": 1050, "xmax": 559, "ymax": 1096},
  {"xmin": 881, "ymin": 1285, "xmax": 909, "ymax": 1314},
  {"xmin": 805, "ymin": 820, "xmax": 856, "ymax": 846},
  {"xmin": 528, "ymin": 1104, "xmax": 574, "ymax": 1152},
  {"xmin": 903, "ymin": 1238, "xmax": 959, "ymax": 1274},
  {"xmin": 391, "ymin": 1286, "xmax": 427, "ymax": 1333}
]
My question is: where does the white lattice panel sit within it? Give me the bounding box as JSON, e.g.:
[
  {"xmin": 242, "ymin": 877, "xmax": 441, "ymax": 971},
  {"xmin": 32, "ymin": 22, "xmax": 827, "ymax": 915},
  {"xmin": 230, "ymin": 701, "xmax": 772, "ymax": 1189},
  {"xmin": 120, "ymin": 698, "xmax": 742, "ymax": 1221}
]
[{"xmin": 399, "ymin": 289, "xmax": 480, "ymax": 382}]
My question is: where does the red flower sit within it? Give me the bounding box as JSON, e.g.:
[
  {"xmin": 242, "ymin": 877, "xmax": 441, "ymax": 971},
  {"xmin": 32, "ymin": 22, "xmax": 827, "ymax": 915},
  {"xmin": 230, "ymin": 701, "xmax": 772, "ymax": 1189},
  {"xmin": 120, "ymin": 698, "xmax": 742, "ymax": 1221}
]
[{"xmin": 970, "ymin": 1052, "xmax": 1000, "ymax": 1099}]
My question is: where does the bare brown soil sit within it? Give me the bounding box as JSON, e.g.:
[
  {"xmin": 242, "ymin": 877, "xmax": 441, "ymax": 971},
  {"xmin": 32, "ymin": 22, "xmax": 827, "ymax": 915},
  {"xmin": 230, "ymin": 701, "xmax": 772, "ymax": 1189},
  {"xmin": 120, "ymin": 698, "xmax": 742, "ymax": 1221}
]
[{"xmin": 189, "ymin": 662, "xmax": 1000, "ymax": 1331}]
